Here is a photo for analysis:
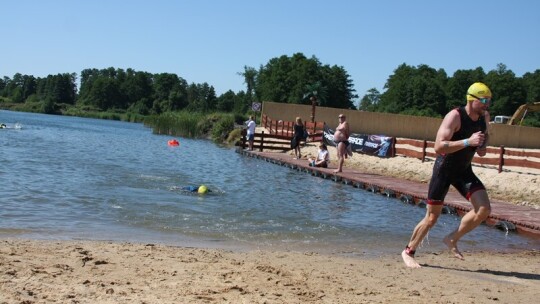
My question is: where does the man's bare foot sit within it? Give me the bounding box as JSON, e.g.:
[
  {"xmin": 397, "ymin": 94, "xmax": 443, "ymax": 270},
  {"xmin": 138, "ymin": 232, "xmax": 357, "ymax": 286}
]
[
  {"xmin": 401, "ymin": 250, "xmax": 421, "ymax": 268},
  {"xmin": 443, "ymin": 235, "xmax": 464, "ymax": 260},
  {"xmin": 333, "ymin": 170, "xmax": 342, "ymax": 173}
]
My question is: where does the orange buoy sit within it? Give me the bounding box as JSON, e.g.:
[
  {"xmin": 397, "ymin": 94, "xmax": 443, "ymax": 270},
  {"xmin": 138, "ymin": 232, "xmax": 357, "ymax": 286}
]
[{"xmin": 168, "ymin": 139, "xmax": 180, "ymax": 146}]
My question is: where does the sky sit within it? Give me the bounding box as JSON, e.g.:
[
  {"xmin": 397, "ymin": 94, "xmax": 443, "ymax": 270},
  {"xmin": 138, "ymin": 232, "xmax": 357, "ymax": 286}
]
[{"xmin": 2, "ymin": 0, "xmax": 539, "ymax": 102}]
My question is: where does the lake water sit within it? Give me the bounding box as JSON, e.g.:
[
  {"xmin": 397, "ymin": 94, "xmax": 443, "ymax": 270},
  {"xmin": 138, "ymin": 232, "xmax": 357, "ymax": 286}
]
[{"xmin": 1, "ymin": 110, "xmax": 538, "ymax": 256}]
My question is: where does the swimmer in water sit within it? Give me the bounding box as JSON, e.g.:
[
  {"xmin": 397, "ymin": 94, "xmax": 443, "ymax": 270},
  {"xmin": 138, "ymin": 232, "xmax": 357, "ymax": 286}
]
[{"xmin": 182, "ymin": 185, "xmax": 210, "ymax": 194}]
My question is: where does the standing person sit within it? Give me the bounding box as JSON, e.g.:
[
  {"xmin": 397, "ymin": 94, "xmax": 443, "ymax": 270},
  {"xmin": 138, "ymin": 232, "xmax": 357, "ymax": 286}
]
[
  {"xmin": 246, "ymin": 115, "xmax": 256, "ymax": 151},
  {"xmin": 333, "ymin": 114, "xmax": 350, "ymax": 173},
  {"xmin": 291, "ymin": 117, "xmax": 305, "ymax": 159},
  {"xmin": 402, "ymin": 82, "xmax": 492, "ymax": 269}
]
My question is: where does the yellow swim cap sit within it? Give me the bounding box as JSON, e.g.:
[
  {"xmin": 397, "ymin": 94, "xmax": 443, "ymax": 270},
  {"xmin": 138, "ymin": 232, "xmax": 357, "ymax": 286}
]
[
  {"xmin": 198, "ymin": 185, "xmax": 208, "ymax": 194},
  {"xmin": 466, "ymin": 82, "xmax": 492, "ymax": 101}
]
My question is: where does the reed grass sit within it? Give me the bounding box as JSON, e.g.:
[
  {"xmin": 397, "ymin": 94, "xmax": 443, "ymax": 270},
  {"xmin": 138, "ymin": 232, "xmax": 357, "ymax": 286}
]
[
  {"xmin": 144, "ymin": 111, "xmax": 239, "ymax": 142},
  {"xmin": 145, "ymin": 111, "xmax": 204, "ymax": 138}
]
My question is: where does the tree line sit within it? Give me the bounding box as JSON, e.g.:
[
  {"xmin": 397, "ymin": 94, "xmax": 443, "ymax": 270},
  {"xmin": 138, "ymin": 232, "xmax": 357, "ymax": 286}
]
[
  {"xmin": 360, "ymin": 63, "xmax": 540, "ymax": 126},
  {"xmin": 1, "ymin": 53, "xmax": 539, "ymax": 126}
]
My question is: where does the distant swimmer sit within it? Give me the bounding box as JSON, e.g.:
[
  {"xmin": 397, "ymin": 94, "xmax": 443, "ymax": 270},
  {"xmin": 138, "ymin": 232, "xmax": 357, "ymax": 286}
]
[
  {"xmin": 182, "ymin": 185, "xmax": 210, "ymax": 194},
  {"xmin": 0, "ymin": 123, "xmax": 22, "ymax": 129}
]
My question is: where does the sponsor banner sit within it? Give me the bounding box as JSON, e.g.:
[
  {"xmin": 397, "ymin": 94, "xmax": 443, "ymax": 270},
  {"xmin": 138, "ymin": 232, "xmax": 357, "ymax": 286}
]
[{"xmin": 323, "ymin": 123, "xmax": 394, "ymax": 157}]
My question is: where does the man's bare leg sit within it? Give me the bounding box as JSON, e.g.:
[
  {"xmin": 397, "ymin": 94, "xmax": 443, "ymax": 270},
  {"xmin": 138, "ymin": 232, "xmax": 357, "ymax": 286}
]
[
  {"xmin": 334, "ymin": 157, "xmax": 343, "ymax": 173},
  {"xmin": 402, "ymin": 204, "xmax": 443, "ymax": 268},
  {"xmin": 443, "ymin": 234, "xmax": 463, "ymax": 260},
  {"xmin": 443, "ymin": 190, "xmax": 491, "ymax": 260},
  {"xmin": 334, "ymin": 143, "xmax": 345, "ymax": 173}
]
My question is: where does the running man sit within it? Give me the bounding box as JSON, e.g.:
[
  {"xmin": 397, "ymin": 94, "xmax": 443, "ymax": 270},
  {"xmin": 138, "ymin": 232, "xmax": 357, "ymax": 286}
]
[{"xmin": 402, "ymin": 82, "xmax": 492, "ymax": 268}]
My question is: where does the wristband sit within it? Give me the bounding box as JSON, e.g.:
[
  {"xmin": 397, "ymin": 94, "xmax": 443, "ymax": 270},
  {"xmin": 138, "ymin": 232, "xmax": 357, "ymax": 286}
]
[{"xmin": 463, "ymin": 139, "xmax": 469, "ymax": 147}]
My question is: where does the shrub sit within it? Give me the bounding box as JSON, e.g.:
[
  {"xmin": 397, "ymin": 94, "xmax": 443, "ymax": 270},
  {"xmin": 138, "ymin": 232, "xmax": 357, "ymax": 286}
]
[{"xmin": 211, "ymin": 114, "xmax": 235, "ymax": 142}]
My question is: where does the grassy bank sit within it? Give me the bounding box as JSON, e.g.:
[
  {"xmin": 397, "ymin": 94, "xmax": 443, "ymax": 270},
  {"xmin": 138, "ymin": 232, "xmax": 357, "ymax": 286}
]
[{"xmin": 143, "ymin": 111, "xmax": 245, "ymax": 144}]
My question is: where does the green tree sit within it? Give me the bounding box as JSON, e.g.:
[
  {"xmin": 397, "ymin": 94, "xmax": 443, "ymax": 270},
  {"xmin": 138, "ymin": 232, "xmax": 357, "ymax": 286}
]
[
  {"xmin": 216, "ymin": 90, "xmax": 237, "ymax": 112},
  {"xmin": 378, "ymin": 64, "xmax": 414, "ymax": 113},
  {"xmin": 127, "ymin": 98, "xmax": 151, "ymax": 115},
  {"xmin": 233, "ymin": 91, "xmax": 248, "ymax": 114},
  {"xmin": 78, "ymin": 68, "xmax": 100, "ymax": 103},
  {"xmin": 152, "ymin": 73, "xmax": 189, "ymax": 113},
  {"xmin": 302, "ymin": 81, "xmax": 327, "ymax": 122},
  {"xmin": 59, "ymin": 73, "xmax": 77, "ymax": 104},
  {"xmin": 238, "ymin": 65, "xmax": 258, "ymax": 110},
  {"xmin": 88, "ymin": 78, "xmax": 121, "ymax": 110},
  {"xmin": 521, "ymin": 69, "xmax": 540, "ymax": 127},
  {"xmin": 485, "ymin": 63, "xmax": 526, "ymax": 117},
  {"xmin": 321, "ymin": 65, "xmax": 357, "ymax": 109},
  {"xmin": 21, "ymin": 75, "xmax": 37, "ymax": 101},
  {"xmin": 303, "ymin": 81, "xmax": 327, "ymax": 104},
  {"xmin": 255, "ymin": 53, "xmax": 356, "ymax": 108},
  {"xmin": 379, "ymin": 64, "xmax": 446, "ymax": 117},
  {"xmin": 522, "ymin": 69, "xmax": 540, "ymax": 102},
  {"xmin": 257, "ymin": 55, "xmax": 294, "ymax": 103},
  {"xmin": 11, "ymin": 87, "xmax": 23, "ymax": 103},
  {"xmin": 120, "ymin": 69, "xmax": 154, "ymax": 109},
  {"xmin": 0, "ymin": 77, "xmax": 7, "ymax": 96},
  {"xmin": 200, "ymin": 83, "xmax": 217, "ymax": 112},
  {"xmin": 285, "ymin": 53, "xmax": 321, "ymax": 104},
  {"xmin": 185, "ymin": 82, "xmax": 217, "ymax": 113},
  {"xmin": 41, "ymin": 96, "xmax": 55, "ymax": 114},
  {"xmin": 4, "ymin": 73, "xmax": 24, "ymax": 102},
  {"xmin": 359, "ymin": 88, "xmax": 381, "ymax": 111}
]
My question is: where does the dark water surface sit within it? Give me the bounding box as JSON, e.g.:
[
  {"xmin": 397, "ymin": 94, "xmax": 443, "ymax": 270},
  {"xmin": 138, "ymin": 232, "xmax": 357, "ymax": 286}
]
[{"xmin": 1, "ymin": 110, "xmax": 539, "ymax": 256}]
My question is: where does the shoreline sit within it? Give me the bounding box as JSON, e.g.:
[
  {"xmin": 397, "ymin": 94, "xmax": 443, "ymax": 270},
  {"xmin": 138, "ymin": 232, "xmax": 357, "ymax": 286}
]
[
  {"xmin": 2, "ymin": 141, "xmax": 540, "ymax": 302},
  {"xmin": 1, "ymin": 238, "xmax": 539, "ymax": 303}
]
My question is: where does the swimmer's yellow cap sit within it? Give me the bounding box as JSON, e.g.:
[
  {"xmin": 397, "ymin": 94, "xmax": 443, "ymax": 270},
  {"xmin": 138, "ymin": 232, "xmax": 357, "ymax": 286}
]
[
  {"xmin": 198, "ymin": 185, "xmax": 208, "ymax": 194},
  {"xmin": 466, "ymin": 82, "xmax": 492, "ymax": 101}
]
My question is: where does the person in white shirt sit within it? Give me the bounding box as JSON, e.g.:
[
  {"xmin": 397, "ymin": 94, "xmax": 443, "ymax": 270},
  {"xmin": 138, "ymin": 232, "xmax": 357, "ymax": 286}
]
[
  {"xmin": 308, "ymin": 143, "xmax": 330, "ymax": 168},
  {"xmin": 246, "ymin": 115, "xmax": 256, "ymax": 151}
]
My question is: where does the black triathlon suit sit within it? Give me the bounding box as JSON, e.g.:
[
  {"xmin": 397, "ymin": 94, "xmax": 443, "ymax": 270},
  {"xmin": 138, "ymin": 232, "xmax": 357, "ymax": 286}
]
[{"xmin": 427, "ymin": 106, "xmax": 487, "ymax": 205}]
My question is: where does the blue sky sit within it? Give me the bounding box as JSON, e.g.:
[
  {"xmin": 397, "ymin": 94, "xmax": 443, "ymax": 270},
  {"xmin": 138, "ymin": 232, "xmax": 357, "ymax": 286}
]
[{"xmin": 2, "ymin": 0, "xmax": 539, "ymax": 102}]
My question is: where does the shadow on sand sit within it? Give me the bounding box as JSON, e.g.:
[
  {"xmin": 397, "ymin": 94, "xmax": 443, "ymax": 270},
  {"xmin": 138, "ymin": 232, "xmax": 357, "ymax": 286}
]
[{"xmin": 422, "ymin": 264, "xmax": 540, "ymax": 281}]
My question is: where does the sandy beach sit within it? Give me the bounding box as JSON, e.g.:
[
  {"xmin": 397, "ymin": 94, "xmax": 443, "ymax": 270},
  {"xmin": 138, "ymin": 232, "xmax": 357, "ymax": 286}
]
[
  {"xmin": 1, "ymin": 239, "xmax": 539, "ymax": 304},
  {"xmin": 2, "ymin": 144, "xmax": 539, "ymax": 303}
]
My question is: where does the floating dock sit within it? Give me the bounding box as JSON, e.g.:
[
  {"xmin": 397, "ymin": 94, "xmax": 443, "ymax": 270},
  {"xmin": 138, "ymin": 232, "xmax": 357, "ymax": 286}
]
[{"xmin": 238, "ymin": 149, "xmax": 540, "ymax": 238}]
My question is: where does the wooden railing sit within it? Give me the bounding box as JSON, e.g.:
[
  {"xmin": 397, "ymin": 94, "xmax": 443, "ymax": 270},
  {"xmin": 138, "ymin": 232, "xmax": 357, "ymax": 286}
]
[
  {"xmin": 394, "ymin": 138, "xmax": 540, "ymax": 173},
  {"xmin": 249, "ymin": 114, "xmax": 540, "ymax": 173},
  {"xmin": 262, "ymin": 114, "xmax": 324, "ymax": 142},
  {"xmin": 237, "ymin": 129, "xmax": 298, "ymax": 152}
]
